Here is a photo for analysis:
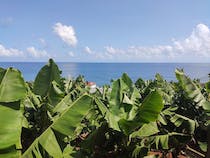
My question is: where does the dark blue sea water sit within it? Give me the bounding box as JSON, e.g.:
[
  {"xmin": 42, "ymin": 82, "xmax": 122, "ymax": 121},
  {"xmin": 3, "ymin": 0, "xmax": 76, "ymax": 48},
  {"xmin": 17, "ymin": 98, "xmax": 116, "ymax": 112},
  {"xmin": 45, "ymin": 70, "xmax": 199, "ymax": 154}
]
[{"xmin": 0, "ymin": 62, "xmax": 209, "ymax": 86}]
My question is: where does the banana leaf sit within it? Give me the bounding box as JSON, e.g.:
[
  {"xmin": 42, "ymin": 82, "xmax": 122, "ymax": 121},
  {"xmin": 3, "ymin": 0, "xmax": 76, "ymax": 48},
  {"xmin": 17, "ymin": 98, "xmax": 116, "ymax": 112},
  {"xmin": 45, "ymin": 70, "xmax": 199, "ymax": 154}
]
[
  {"xmin": 22, "ymin": 94, "xmax": 93, "ymax": 158},
  {"xmin": 176, "ymin": 69, "xmax": 210, "ymax": 111},
  {"xmin": 0, "ymin": 68, "xmax": 26, "ymax": 102},
  {"xmin": 0, "ymin": 68, "xmax": 26, "ymax": 158},
  {"xmin": 33, "ymin": 59, "xmax": 62, "ymax": 97}
]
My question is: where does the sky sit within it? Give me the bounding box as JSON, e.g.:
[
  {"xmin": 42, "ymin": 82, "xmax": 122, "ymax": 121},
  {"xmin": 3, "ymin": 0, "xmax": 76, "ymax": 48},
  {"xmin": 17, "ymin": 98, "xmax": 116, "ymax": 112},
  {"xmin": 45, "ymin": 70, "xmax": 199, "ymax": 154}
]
[{"xmin": 0, "ymin": 0, "xmax": 210, "ymax": 62}]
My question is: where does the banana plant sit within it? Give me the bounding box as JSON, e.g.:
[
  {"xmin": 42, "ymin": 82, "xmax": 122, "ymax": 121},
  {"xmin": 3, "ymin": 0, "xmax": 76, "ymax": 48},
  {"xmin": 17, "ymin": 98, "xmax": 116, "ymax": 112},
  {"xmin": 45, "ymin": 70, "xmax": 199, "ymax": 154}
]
[
  {"xmin": 33, "ymin": 59, "xmax": 65, "ymax": 107},
  {"xmin": 95, "ymin": 73, "xmax": 164, "ymax": 134},
  {"xmin": 0, "ymin": 68, "xmax": 27, "ymax": 158},
  {"xmin": 175, "ymin": 69, "xmax": 210, "ymax": 112},
  {"xmin": 22, "ymin": 94, "xmax": 93, "ymax": 158},
  {"xmin": 21, "ymin": 59, "xmax": 90, "ymax": 155},
  {"xmin": 1, "ymin": 59, "xmax": 210, "ymax": 158},
  {"xmin": 175, "ymin": 69, "xmax": 210, "ymax": 155},
  {"xmin": 128, "ymin": 70, "xmax": 210, "ymax": 157},
  {"xmin": 77, "ymin": 73, "xmax": 164, "ymax": 157}
]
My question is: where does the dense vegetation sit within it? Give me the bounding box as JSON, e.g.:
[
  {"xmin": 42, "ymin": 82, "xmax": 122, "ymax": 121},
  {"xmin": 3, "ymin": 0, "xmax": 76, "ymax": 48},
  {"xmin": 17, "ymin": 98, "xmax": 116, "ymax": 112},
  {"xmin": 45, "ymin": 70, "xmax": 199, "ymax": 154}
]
[{"xmin": 0, "ymin": 59, "xmax": 210, "ymax": 158}]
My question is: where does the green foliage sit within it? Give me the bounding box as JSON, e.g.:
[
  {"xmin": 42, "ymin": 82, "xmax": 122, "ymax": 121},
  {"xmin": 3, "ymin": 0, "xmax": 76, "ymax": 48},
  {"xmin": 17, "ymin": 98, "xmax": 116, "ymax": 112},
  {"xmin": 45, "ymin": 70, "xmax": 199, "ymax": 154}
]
[
  {"xmin": 0, "ymin": 68, "xmax": 27, "ymax": 158},
  {"xmin": 137, "ymin": 90, "xmax": 163, "ymax": 124},
  {"xmin": 22, "ymin": 95, "xmax": 93, "ymax": 158},
  {"xmin": 176, "ymin": 69, "xmax": 210, "ymax": 111},
  {"xmin": 33, "ymin": 59, "xmax": 62, "ymax": 97},
  {"xmin": 131, "ymin": 122, "xmax": 159, "ymax": 138},
  {"xmin": 206, "ymin": 81, "xmax": 210, "ymax": 93},
  {"xmin": 0, "ymin": 59, "xmax": 209, "ymax": 157},
  {"xmin": 0, "ymin": 68, "xmax": 26, "ymax": 102}
]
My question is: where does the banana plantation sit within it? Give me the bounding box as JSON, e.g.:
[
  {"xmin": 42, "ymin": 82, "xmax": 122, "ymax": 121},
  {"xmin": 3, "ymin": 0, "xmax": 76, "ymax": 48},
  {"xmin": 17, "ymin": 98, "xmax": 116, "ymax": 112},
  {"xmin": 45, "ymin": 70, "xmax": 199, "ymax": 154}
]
[{"xmin": 0, "ymin": 59, "xmax": 210, "ymax": 158}]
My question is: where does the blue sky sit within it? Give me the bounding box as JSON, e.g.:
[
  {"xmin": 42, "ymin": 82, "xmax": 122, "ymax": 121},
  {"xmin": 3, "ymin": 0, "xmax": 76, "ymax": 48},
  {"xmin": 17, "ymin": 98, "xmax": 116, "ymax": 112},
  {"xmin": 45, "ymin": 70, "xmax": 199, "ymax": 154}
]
[{"xmin": 0, "ymin": 0, "xmax": 210, "ymax": 62}]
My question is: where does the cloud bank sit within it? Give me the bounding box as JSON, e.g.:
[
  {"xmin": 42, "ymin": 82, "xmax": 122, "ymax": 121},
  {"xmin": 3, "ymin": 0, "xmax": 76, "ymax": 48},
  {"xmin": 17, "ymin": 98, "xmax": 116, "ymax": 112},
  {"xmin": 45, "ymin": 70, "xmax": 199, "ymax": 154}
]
[
  {"xmin": 0, "ymin": 44, "xmax": 23, "ymax": 57},
  {"xmin": 84, "ymin": 46, "xmax": 94, "ymax": 54},
  {"xmin": 27, "ymin": 47, "xmax": 50, "ymax": 58},
  {"xmin": 85, "ymin": 24, "xmax": 210, "ymax": 62},
  {"xmin": 1, "ymin": 23, "xmax": 210, "ymax": 62}
]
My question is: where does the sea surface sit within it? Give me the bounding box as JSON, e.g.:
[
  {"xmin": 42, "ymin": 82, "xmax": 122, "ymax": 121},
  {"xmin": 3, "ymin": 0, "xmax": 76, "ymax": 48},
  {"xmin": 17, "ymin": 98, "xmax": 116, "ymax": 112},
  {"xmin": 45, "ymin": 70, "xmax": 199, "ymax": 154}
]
[{"xmin": 0, "ymin": 62, "xmax": 209, "ymax": 86}]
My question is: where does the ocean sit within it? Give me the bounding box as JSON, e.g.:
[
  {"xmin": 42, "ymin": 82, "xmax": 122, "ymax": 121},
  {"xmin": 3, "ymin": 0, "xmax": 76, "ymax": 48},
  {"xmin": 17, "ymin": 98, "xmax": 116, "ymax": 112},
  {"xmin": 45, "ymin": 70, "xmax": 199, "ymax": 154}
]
[{"xmin": 0, "ymin": 62, "xmax": 209, "ymax": 86}]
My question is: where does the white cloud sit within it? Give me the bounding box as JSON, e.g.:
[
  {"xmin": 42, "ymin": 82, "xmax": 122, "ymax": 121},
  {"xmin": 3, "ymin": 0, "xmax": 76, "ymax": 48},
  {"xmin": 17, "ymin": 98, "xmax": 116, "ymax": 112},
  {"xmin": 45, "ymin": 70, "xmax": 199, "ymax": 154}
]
[
  {"xmin": 68, "ymin": 51, "xmax": 75, "ymax": 57},
  {"xmin": 27, "ymin": 47, "xmax": 50, "ymax": 58},
  {"xmin": 172, "ymin": 23, "xmax": 210, "ymax": 56},
  {"xmin": 0, "ymin": 44, "xmax": 23, "ymax": 56},
  {"xmin": 100, "ymin": 23, "xmax": 210, "ymax": 61},
  {"xmin": 84, "ymin": 46, "xmax": 94, "ymax": 54},
  {"xmin": 1, "ymin": 23, "xmax": 210, "ymax": 62},
  {"xmin": 53, "ymin": 23, "xmax": 77, "ymax": 47},
  {"xmin": 105, "ymin": 46, "xmax": 126, "ymax": 55}
]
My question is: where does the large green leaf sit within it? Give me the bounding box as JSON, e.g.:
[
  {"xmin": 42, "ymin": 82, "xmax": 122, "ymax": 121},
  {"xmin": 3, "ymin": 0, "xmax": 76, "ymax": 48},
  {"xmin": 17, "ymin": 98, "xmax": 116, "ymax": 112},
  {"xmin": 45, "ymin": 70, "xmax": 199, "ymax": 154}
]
[
  {"xmin": 48, "ymin": 81, "xmax": 65, "ymax": 106},
  {"xmin": 0, "ymin": 68, "xmax": 26, "ymax": 102},
  {"xmin": 22, "ymin": 94, "xmax": 93, "ymax": 158},
  {"xmin": 109, "ymin": 79, "xmax": 123, "ymax": 114},
  {"xmin": 52, "ymin": 94, "xmax": 73, "ymax": 115},
  {"xmin": 136, "ymin": 90, "xmax": 164, "ymax": 123},
  {"xmin": 107, "ymin": 79, "xmax": 128, "ymax": 130},
  {"xmin": 0, "ymin": 102, "xmax": 22, "ymax": 149},
  {"xmin": 155, "ymin": 74, "xmax": 175, "ymax": 104},
  {"xmin": 106, "ymin": 76, "xmax": 141, "ymax": 131},
  {"xmin": 95, "ymin": 97, "xmax": 121, "ymax": 131},
  {"xmin": 121, "ymin": 73, "xmax": 133, "ymax": 89},
  {"xmin": 119, "ymin": 93, "xmax": 163, "ymax": 135},
  {"xmin": 118, "ymin": 91, "xmax": 163, "ymax": 135},
  {"xmin": 131, "ymin": 122, "xmax": 159, "ymax": 138},
  {"xmin": 33, "ymin": 59, "xmax": 62, "ymax": 97},
  {"xmin": 24, "ymin": 84, "xmax": 41, "ymax": 109},
  {"xmin": 109, "ymin": 76, "xmax": 132, "ymax": 114},
  {"xmin": 176, "ymin": 69, "xmax": 210, "ymax": 111},
  {"xmin": 97, "ymin": 90, "xmax": 163, "ymax": 134},
  {"xmin": 170, "ymin": 114, "xmax": 197, "ymax": 134},
  {"xmin": 0, "ymin": 68, "xmax": 26, "ymax": 158}
]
